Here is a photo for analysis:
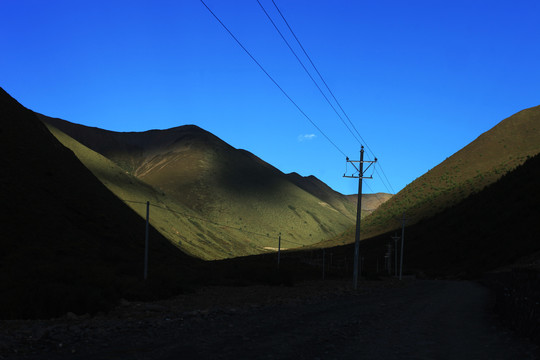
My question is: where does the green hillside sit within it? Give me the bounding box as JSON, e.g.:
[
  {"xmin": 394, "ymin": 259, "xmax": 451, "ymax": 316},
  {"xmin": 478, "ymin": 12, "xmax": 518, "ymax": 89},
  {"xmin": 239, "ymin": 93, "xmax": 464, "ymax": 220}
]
[
  {"xmin": 330, "ymin": 150, "xmax": 540, "ymax": 277},
  {"xmin": 285, "ymin": 172, "xmax": 359, "ymax": 218},
  {"xmin": 40, "ymin": 116, "xmax": 356, "ymax": 259},
  {"xmin": 360, "ymin": 105, "xmax": 540, "ymax": 240},
  {"xmin": 43, "ymin": 124, "xmax": 273, "ymax": 260}
]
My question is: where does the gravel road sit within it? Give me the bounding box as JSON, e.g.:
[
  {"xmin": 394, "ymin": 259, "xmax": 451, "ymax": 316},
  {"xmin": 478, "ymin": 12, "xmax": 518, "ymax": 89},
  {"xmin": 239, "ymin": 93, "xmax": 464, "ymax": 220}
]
[{"xmin": 2, "ymin": 280, "xmax": 538, "ymax": 360}]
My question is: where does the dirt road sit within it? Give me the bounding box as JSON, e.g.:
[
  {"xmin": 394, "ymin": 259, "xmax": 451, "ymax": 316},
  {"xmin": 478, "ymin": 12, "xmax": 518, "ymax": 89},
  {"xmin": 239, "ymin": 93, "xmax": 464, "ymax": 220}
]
[{"xmin": 3, "ymin": 280, "xmax": 538, "ymax": 359}]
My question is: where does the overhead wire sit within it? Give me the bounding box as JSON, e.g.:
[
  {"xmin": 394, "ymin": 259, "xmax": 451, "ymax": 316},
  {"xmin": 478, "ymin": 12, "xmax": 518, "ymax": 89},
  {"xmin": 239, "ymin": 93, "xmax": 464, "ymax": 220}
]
[
  {"xmin": 270, "ymin": 0, "xmax": 366, "ymax": 146},
  {"xmin": 362, "ymin": 181, "xmax": 392, "ymax": 212},
  {"xmin": 374, "ymin": 164, "xmax": 396, "ymax": 194},
  {"xmin": 256, "ymin": 0, "xmax": 361, "ymax": 145},
  {"xmin": 270, "ymin": 0, "xmax": 397, "ymax": 194},
  {"xmin": 199, "ymin": 0, "xmax": 347, "ymax": 158},
  {"xmin": 118, "ymin": 3, "xmax": 399, "ymax": 255},
  {"xmin": 200, "ymin": 0, "xmax": 397, "ymax": 196}
]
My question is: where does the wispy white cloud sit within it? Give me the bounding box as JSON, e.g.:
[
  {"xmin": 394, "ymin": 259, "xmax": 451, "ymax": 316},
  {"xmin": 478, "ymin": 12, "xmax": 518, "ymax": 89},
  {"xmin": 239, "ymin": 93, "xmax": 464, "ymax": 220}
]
[{"xmin": 298, "ymin": 134, "xmax": 316, "ymax": 142}]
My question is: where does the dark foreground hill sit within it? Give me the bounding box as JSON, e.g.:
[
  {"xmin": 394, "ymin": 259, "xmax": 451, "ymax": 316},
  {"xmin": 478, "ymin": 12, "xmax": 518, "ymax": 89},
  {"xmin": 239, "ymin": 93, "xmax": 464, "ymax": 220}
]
[
  {"xmin": 359, "ymin": 105, "xmax": 540, "ymax": 239},
  {"xmin": 326, "ymin": 151, "xmax": 540, "ymax": 277},
  {"xmin": 0, "ymin": 87, "xmax": 206, "ymax": 319}
]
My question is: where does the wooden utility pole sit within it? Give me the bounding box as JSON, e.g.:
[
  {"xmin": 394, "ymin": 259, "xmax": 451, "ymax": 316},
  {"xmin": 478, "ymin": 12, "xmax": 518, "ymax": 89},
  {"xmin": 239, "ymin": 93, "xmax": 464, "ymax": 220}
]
[
  {"xmin": 399, "ymin": 213, "xmax": 406, "ymax": 280},
  {"xmin": 277, "ymin": 233, "xmax": 281, "ymax": 268},
  {"xmin": 386, "ymin": 243, "xmax": 393, "ymax": 275},
  {"xmin": 344, "ymin": 146, "xmax": 377, "ymax": 289},
  {"xmin": 144, "ymin": 201, "xmax": 150, "ymax": 280}
]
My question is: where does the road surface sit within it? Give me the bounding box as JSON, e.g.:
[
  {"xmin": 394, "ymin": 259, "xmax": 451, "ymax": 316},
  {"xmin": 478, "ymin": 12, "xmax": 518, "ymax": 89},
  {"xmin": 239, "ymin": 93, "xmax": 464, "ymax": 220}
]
[{"xmin": 3, "ymin": 280, "xmax": 537, "ymax": 359}]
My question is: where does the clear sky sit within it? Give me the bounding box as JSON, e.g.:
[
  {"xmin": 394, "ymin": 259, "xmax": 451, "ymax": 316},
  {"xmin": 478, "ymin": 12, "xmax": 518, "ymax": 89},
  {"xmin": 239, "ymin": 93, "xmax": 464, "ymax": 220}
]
[{"xmin": 1, "ymin": 0, "xmax": 539, "ymax": 195}]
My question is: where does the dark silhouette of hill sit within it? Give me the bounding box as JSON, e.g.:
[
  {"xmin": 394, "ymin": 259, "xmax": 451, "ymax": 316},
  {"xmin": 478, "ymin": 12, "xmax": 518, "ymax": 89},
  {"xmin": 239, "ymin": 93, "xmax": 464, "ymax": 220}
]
[
  {"xmin": 328, "ymin": 151, "xmax": 540, "ymax": 277},
  {"xmin": 0, "ymin": 88, "xmax": 203, "ymax": 319},
  {"xmin": 359, "ymin": 105, "xmax": 540, "ymax": 239},
  {"xmin": 40, "ymin": 116, "xmax": 356, "ymax": 257},
  {"xmin": 403, "ymin": 151, "xmax": 540, "ymax": 276}
]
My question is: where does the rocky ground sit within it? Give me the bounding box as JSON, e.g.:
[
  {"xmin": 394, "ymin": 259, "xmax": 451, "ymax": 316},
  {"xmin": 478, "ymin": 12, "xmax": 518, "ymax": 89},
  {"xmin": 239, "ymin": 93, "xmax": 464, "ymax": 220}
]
[{"xmin": 1, "ymin": 278, "xmax": 538, "ymax": 359}]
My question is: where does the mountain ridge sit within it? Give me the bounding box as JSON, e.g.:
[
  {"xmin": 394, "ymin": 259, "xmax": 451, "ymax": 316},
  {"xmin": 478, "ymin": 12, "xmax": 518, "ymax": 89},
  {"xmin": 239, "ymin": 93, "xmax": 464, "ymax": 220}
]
[
  {"xmin": 39, "ymin": 115, "xmax": 378, "ymax": 259},
  {"xmin": 357, "ymin": 104, "xmax": 540, "ymax": 239}
]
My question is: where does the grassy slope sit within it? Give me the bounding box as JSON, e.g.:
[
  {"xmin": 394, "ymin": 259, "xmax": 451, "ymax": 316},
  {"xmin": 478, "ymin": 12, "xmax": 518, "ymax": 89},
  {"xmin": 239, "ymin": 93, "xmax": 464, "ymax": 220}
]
[
  {"xmin": 44, "ymin": 124, "xmax": 273, "ymax": 260},
  {"xmin": 168, "ymin": 143, "xmax": 354, "ymax": 248},
  {"xmin": 324, "ymin": 105, "xmax": 540, "ymax": 247},
  {"xmin": 328, "ymin": 151, "xmax": 540, "ymax": 277},
  {"xmin": 40, "ymin": 116, "xmax": 355, "ymax": 257},
  {"xmin": 0, "ymin": 87, "xmax": 203, "ymax": 319},
  {"xmin": 285, "ymin": 172, "xmax": 359, "ymax": 218}
]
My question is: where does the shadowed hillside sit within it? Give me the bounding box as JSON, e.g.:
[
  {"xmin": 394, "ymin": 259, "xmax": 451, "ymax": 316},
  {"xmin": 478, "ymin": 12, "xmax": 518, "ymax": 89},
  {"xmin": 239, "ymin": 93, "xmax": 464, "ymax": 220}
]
[
  {"xmin": 337, "ymin": 151, "xmax": 540, "ymax": 277},
  {"xmin": 40, "ymin": 116, "xmax": 356, "ymax": 258},
  {"xmin": 0, "ymin": 88, "xmax": 204, "ymax": 319},
  {"xmin": 360, "ymin": 105, "xmax": 540, "ymax": 239},
  {"xmin": 43, "ymin": 123, "xmax": 289, "ymax": 260}
]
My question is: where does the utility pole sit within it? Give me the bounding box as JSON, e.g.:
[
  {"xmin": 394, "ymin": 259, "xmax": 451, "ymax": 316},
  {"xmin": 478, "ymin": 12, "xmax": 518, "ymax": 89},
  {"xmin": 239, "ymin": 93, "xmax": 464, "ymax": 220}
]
[
  {"xmin": 391, "ymin": 233, "xmax": 400, "ymax": 277},
  {"xmin": 277, "ymin": 232, "xmax": 281, "ymax": 268},
  {"xmin": 399, "ymin": 213, "xmax": 406, "ymax": 280},
  {"xmin": 386, "ymin": 242, "xmax": 393, "ymax": 275},
  {"xmin": 144, "ymin": 201, "xmax": 150, "ymax": 280},
  {"xmin": 343, "ymin": 146, "xmax": 377, "ymax": 289}
]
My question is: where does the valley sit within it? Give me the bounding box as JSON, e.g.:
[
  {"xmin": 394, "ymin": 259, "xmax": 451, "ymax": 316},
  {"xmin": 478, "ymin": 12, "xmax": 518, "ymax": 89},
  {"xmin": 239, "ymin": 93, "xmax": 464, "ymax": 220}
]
[
  {"xmin": 2, "ymin": 86, "xmax": 540, "ymax": 357},
  {"xmin": 3, "ymin": 1, "xmax": 540, "ymax": 358},
  {"xmin": 318, "ymin": 104, "xmax": 540, "ymax": 246}
]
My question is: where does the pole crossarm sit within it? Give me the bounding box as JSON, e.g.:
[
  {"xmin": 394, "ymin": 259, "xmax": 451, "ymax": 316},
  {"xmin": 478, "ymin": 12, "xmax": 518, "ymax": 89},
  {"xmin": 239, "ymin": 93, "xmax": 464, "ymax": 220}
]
[
  {"xmin": 343, "ymin": 155, "xmax": 377, "ymax": 179},
  {"xmin": 343, "ymin": 175, "xmax": 373, "ymax": 179}
]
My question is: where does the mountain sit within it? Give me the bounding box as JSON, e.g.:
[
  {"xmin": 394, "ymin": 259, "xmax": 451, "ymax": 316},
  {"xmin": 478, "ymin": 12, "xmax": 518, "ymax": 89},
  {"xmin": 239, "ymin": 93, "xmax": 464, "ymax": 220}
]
[
  {"xmin": 0, "ymin": 87, "xmax": 201, "ymax": 319},
  {"xmin": 402, "ymin": 151, "xmax": 540, "ymax": 276},
  {"xmin": 40, "ymin": 123, "xmax": 240, "ymax": 260},
  {"xmin": 358, "ymin": 105, "xmax": 540, "ymax": 239},
  {"xmin": 345, "ymin": 193, "xmax": 394, "ymax": 214},
  {"xmin": 285, "ymin": 172, "xmax": 359, "ymax": 218},
  {"xmin": 346, "ymin": 150, "xmax": 540, "ymax": 277},
  {"xmin": 39, "ymin": 116, "xmax": 356, "ymax": 259}
]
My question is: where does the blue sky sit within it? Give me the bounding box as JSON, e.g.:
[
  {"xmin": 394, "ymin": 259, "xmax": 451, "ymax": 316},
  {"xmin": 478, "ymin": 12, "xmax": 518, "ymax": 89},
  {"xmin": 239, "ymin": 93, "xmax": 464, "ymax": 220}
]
[{"xmin": 1, "ymin": 0, "xmax": 539, "ymax": 195}]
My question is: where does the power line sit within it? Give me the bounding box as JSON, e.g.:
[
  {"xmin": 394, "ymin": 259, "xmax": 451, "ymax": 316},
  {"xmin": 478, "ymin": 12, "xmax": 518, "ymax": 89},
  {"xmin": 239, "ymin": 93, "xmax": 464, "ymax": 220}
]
[
  {"xmin": 199, "ymin": 0, "xmax": 347, "ymax": 158},
  {"xmin": 270, "ymin": 0, "xmax": 366, "ymax": 145},
  {"xmin": 201, "ymin": 0, "xmax": 398, "ymax": 196},
  {"xmin": 256, "ymin": 0, "xmax": 361, "ymax": 145},
  {"xmin": 374, "ymin": 163, "xmax": 396, "ymax": 194},
  {"xmin": 270, "ymin": 0, "xmax": 398, "ymax": 194}
]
